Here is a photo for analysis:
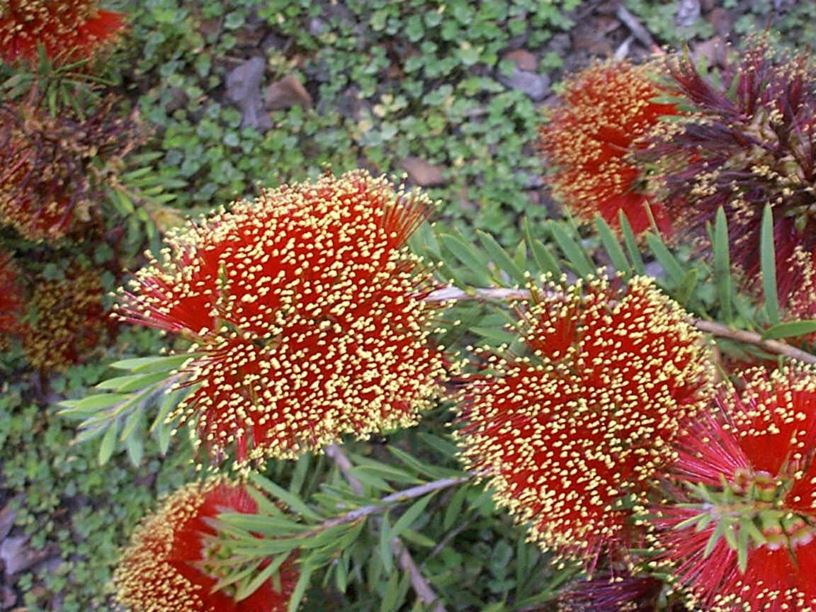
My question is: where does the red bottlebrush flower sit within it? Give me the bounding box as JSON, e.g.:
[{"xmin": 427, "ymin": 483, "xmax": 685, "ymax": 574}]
[
  {"xmin": 0, "ymin": 97, "xmax": 142, "ymax": 241},
  {"xmin": 783, "ymin": 246, "xmax": 816, "ymax": 346},
  {"xmin": 0, "ymin": 0, "xmax": 125, "ymax": 65},
  {"xmin": 651, "ymin": 366, "xmax": 816, "ymax": 611},
  {"xmin": 456, "ymin": 275, "xmax": 712, "ymax": 562},
  {"xmin": 22, "ymin": 268, "xmax": 109, "ymax": 371},
  {"xmin": 645, "ymin": 43, "xmax": 816, "ymax": 301},
  {"xmin": 539, "ymin": 60, "xmax": 677, "ymax": 235},
  {"xmin": 114, "ymin": 479, "xmax": 298, "ymax": 611},
  {"xmin": 558, "ymin": 572, "xmax": 669, "ymax": 612},
  {"xmin": 0, "ymin": 252, "xmax": 24, "ymax": 349},
  {"xmin": 118, "ymin": 170, "xmax": 447, "ymax": 464}
]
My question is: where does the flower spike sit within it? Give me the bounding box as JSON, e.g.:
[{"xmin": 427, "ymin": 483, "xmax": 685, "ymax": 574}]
[
  {"xmin": 119, "ymin": 170, "xmax": 448, "ymax": 465},
  {"xmin": 0, "ymin": 0, "xmax": 125, "ymax": 65},
  {"xmin": 539, "ymin": 60, "xmax": 677, "ymax": 234},
  {"xmin": 114, "ymin": 479, "xmax": 298, "ymax": 611},
  {"xmin": 456, "ymin": 275, "xmax": 713, "ymax": 563},
  {"xmin": 651, "ymin": 366, "xmax": 816, "ymax": 611}
]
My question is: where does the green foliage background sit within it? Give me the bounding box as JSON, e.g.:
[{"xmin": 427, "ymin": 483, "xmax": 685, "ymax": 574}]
[{"xmin": 3, "ymin": 1, "xmax": 816, "ymax": 609}]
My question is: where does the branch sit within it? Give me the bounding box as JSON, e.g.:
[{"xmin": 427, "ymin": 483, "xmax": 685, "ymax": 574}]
[
  {"xmin": 615, "ymin": 5, "xmax": 659, "ymax": 52},
  {"xmin": 425, "ymin": 286, "xmax": 530, "ymax": 303},
  {"xmin": 325, "ymin": 444, "xmax": 364, "ymax": 496},
  {"xmin": 391, "ymin": 539, "xmax": 445, "ymax": 611},
  {"xmin": 425, "ymin": 287, "xmax": 816, "ymax": 365},
  {"xmin": 325, "ymin": 445, "xmax": 455, "ymax": 611},
  {"xmin": 692, "ymin": 320, "xmax": 816, "ymax": 365}
]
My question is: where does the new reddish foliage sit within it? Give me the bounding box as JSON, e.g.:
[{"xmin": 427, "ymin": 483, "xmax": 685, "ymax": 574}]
[{"xmin": 646, "ymin": 43, "xmax": 816, "ymax": 303}]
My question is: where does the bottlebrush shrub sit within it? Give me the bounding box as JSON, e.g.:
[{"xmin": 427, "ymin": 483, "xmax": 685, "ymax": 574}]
[
  {"xmin": 538, "ymin": 60, "xmax": 676, "ymax": 235},
  {"xmin": 0, "ymin": 96, "xmax": 143, "ymax": 241},
  {"xmin": 118, "ymin": 170, "xmax": 447, "ymax": 465},
  {"xmin": 22, "ymin": 268, "xmax": 109, "ymax": 371},
  {"xmin": 114, "ymin": 478, "xmax": 298, "ymax": 612},
  {"xmin": 645, "ymin": 42, "xmax": 816, "ymax": 303},
  {"xmin": 0, "ymin": 0, "xmax": 125, "ymax": 65},
  {"xmin": 650, "ymin": 366, "xmax": 816, "ymax": 611},
  {"xmin": 0, "ymin": 251, "xmax": 23, "ymax": 350},
  {"xmin": 456, "ymin": 274, "xmax": 713, "ymax": 563}
]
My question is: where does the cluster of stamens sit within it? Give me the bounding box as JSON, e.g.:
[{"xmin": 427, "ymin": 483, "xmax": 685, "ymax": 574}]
[
  {"xmin": 119, "ymin": 170, "xmax": 448, "ymax": 465},
  {"xmin": 0, "ymin": 0, "xmax": 125, "ymax": 64},
  {"xmin": 456, "ymin": 275, "xmax": 712, "ymax": 562}
]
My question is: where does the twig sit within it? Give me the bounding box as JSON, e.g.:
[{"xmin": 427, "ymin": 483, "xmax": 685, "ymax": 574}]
[
  {"xmin": 325, "ymin": 445, "xmax": 452, "ymax": 610},
  {"xmin": 325, "ymin": 444, "xmax": 364, "ymax": 496},
  {"xmin": 615, "ymin": 4, "xmax": 659, "ymax": 52},
  {"xmin": 692, "ymin": 320, "xmax": 816, "ymax": 366},
  {"xmin": 425, "ymin": 286, "xmax": 531, "ymax": 303},
  {"xmin": 424, "ymin": 287, "xmax": 816, "ymax": 365},
  {"xmin": 614, "ymin": 35, "xmax": 635, "ymax": 61},
  {"xmin": 391, "ymin": 539, "xmax": 444, "ymax": 611}
]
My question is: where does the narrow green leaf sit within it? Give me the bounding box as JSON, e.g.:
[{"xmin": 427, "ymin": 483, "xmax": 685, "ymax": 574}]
[
  {"xmin": 346, "ymin": 467, "xmax": 391, "ymax": 492},
  {"xmin": 470, "ymin": 326, "xmax": 517, "ymax": 345},
  {"xmin": 379, "ymin": 513, "xmax": 394, "ymax": 574},
  {"xmin": 219, "ymin": 513, "xmax": 307, "ymax": 535},
  {"xmin": 353, "ymin": 463, "xmax": 422, "ymax": 485},
  {"xmin": 760, "ymin": 203, "xmax": 780, "ymax": 324},
  {"xmin": 645, "ymin": 233, "xmax": 685, "ymax": 285},
  {"xmin": 235, "ymin": 553, "xmax": 293, "ymax": 601},
  {"xmin": 595, "ymin": 215, "xmax": 630, "ymax": 274},
  {"xmin": 98, "ymin": 371, "xmax": 170, "ymax": 393},
  {"xmin": 334, "ymin": 549, "xmax": 349, "ymax": 592},
  {"xmin": 742, "ymin": 517, "xmax": 766, "ymax": 546},
  {"xmin": 417, "ymin": 432, "xmax": 459, "ymax": 459},
  {"xmin": 443, "ymin": 484, "xmax": 469, "ymax": 531},
  {"xmin": 408, "ymin": 221, "xmax": 441, "ymax": 259},
  {"xmin": 151, "ymin": 388, "xmax": 184, "ymax": 432},
  {"xmin": 125, "ymin": 432, "xmax": 144, "ymax": 466},
  {"xmin": 548, "ymin": 222, "xmax": 594, "ymax": 278},
  {"xmin": 109, "ymin": 354, "xmax": 191, "ymax": 374},
  {"xmin": 58, "ymin": 393, "xmax": 126, "ymax": 415},
  {"xmin": 723, "ymin": 518, "xmax": 738, "ymax": 550},
  {"xmin": 120, "ymin": 408, "xmax": 143, "ymax": 442},
  {"xmin": 713, "ymin": 207, "xmax": 734, "ymax": 321},
  {"xmin": 249, "ymin": 474, "xmax": 322, "ymax": 522},
  {"xmin": 523, "ymin": 218, "xmax": 561, "ymax": 277},
  {"xmin": 737, "ymin": 518, "xmax": 751, "ymax": 573},
  {"xmin": 210, "ymin": 559, "xmax": 263, "ymax": 596},
  {"xmin": 399, "ymin": 528, "xmax": 435, "ymax": 548},
  {"xmin": 380, "ymin": 570, "xmax": 402, "ymax": 612},
  {"xmin": 98, "ymin": 421, "xmax": 119, "ymax": 465},
  {"xmin": 391, "ymin": 494, "xmax": 433, "ymax": 540},
  {"xmin": 677, "ymin": 268, "xmax": 700, "ymax": 305},
  {"xmin": 513, "ymin": 241, "xmax": 527, "ymax": 271},
  {"xmin": 289, "ymin": 453, "xmax": 311, "ymax": 495},
  {"xmin": 287, "ymin": 562, "xmax": 314, "ymax": 612},
  {"xmin": 157, "ymin": 420, "xmax": 173, "ymax": 455},
  {"xmin": 477, "ymin": 230, "xmax": 527, "ymax": 285},
  {"xmin": 619, "ymin": 212, "xmax": 646, "ymax": 275},
  {"xmin": 674, "ymin": 512, "xmax": 706, "ymax": 531},
  {"xmin": 703, "ymin": 520, "xmax": 726, "ymax": 558},
  {"xmin": 439, "ymin": 233, "xmax": 493, "ymax": 286},
  {"xmin": 388, "ymin": 445, "xmax": 447, "ymax": 479},
  {"xmin": 761, "ymin": 320, "xmax": 816, "ymax": 340}
]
